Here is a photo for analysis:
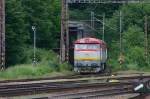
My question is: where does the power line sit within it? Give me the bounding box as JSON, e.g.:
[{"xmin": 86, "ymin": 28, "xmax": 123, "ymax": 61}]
[{"xmin": 94, "ymin": 17, "xmax": 118, "ymax": 31}]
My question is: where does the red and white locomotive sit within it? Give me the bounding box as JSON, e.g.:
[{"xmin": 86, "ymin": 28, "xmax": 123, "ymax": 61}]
[{"xmin": 74, "ymin": 37, "xmax": 107, "ymax": 73}]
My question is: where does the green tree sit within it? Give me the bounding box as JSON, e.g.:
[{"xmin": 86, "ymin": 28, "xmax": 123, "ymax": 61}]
[
  {"xmin": 123, "ymin": 26, "xmax": 145, "ymax": 66},
  {"xmin": 21, "ymin": 0, "xmax": 60, "ymax": 49},
  {"xmin": 5, "ymin": 0, "xmax": 61, "ymax": 66},
  {"xmin": 126, "ymin": 46, "xmax": 145, "ymax": 66},
  {"xmin": 123, "ymin": 25, "xmax": 144, "ymax": 48},
  {"xmin": 6, "ymin": 0, "xmax": 28, "ymax": 66}
]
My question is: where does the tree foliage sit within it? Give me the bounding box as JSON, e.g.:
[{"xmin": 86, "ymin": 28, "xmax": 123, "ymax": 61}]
[
  {"xmin": 5, "ymin": 1, "xmax": 150, "ymax": 70},
  {"xmin": 70, "ymin": 3, "xmax": 150, "ymax": 69},
  {"xmin": 6, "ymin": 0, "xmax": 28, "ymax": 65},
  {"xmin": 6, "ymin": 0, "xmax": 60, "ymax": 66}
]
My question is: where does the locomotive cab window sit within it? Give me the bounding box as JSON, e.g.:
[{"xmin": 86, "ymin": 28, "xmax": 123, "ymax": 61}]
[{"xmin": 75, "ymin": 44, "xmax": 100, "ymax": 50}]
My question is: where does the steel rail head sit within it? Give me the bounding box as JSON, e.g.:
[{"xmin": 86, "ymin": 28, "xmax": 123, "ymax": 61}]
[
  {"xmin": 0, "ymin": 81, "xmax": 134, "ymax": 97},
  {"xmin": 0, "ymin": 74, "xmax": 149, "ymax": 85},
  {"xmin": 0, "ymin": 74, "xmax": 148, "ymax": 97}
]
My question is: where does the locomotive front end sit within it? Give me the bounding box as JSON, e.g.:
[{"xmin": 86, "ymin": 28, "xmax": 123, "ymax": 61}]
[{"xmin": 74, "ymin": 38, "xmax": 107, "ymax": 73}]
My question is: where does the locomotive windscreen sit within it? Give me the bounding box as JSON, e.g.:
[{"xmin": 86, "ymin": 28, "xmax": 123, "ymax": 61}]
[{"xmin": 75, "ymin": 44, "xmax": 100, "ymax": 50}]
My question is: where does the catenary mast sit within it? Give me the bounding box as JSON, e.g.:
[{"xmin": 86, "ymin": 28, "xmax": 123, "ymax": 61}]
[{"xmin": 0, "ymin": 0, "xmax": 5, "ymax": 69}]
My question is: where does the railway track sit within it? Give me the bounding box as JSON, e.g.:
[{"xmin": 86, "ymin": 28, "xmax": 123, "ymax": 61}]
[
  {"xmin": 0, "ymin": 72, "xmax": 146, "ymax": 83},
  {"xmin": 0, "ymin": 73, "xmax": 108, "ymax": 83},
  {"xmin": 0, "ymin": 73, "xmax": 149, "ymax": 84},
  {"xmin": 0, "ymin": 82, "xmax": 133, "ymax": 96},
  {"xmin": 0, "ymin": 74, "xmax": 149, "ymax": 97},
  {"xmin": 50, "ymin": 84, "xmax": 133, "ymax": 99}
]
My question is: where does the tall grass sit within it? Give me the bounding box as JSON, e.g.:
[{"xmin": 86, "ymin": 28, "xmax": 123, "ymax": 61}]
[
  {"xmin": 108, "ymin": 58, "xmax": 150, "ymax": 73},
  {"xmin": 0, "ymin": 48, "xmax": 73, "ymax": 80}
]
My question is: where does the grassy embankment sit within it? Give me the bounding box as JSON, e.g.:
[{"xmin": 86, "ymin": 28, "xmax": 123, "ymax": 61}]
[
  {"xmin": 0, "ymin": 48, "xmax": 149, "ymax": 80},
  {"xmin": 108, "ymin": 59, "xmax": 150, "ymax": 73},
  {"xmin": 0, "ymin": 49, "xmax": 73, "ymax": 80}
]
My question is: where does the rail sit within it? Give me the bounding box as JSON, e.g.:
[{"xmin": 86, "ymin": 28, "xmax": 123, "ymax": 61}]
[{"xmin": 0, "ymin": 74, "xmax": 149, "ymax": 97}]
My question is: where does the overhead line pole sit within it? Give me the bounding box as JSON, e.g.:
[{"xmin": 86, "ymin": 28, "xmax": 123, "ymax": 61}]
[
  {"xmin": 144, "ymin": 15, "xmax": 148, "ymax": 61},
  {"xmin": 91, "ymin": 11, "xmax": 94, "ymax": 28},
  {"xmin": 60, "ymin": 0, "xmax": 69, "ymax": 63},
  {"xmin": 66, "ymin": 1, "xmax": 69, "ymax": 63},
  {"xmin": 102, "ymin": 13, "xmax": 105, "ymax": 41},
  {"xmin": 0, "ymin": 0, "xmax": 5, "ymax": 70},
  {"xmin": 60, "ymin": 0, "xmax": 65, "ymax": 63},
  {"xmin": 120, "ymin": 11, "xmax": 122, "ymax": 54},
  {"xmin": 118, "ymin": 11, "xmax": 125, "ymax": 65}
]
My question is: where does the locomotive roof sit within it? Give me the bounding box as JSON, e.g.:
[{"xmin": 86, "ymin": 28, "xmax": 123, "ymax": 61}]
[{"xmin": 75, "ymin": 37, "xmax": 106, "ymax": 44}]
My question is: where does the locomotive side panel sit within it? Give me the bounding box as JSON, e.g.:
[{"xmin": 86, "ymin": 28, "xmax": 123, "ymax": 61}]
[{"xmin": 101, "ymin": 44, "xmax": 107, "ymax": 63}]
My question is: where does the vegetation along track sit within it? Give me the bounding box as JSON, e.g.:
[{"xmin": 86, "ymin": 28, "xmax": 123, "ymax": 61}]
[
  {"xmin": 0, "ymin": 74, "xmax": 149, "ymax": 97},
  {"xmin": 0, "ymin": 73, "xmax": 149, "ymax": 84},
  {"xmin": 0, "ymin": 73, "xmax": 109, "ymax": 83}
]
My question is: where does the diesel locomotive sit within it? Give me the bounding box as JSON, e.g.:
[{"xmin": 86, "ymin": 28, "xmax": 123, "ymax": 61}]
[{"xmin": 74, "ymin": 37, "xmax": 107, "ymax": 73}]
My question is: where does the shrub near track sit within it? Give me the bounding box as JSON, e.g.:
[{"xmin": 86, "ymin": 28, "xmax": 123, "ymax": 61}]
[{"xmin": 0, "ymin": 49, "xmax": 72, "ymax": 80}]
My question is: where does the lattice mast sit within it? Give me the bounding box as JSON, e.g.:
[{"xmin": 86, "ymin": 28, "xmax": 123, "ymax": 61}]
[
  {"xmin": 60, "ymin": 0, "xmax": 69, "ymax": 63},
  {"xmin": 144, "ymin": 15, "xmax": 148, "ymax": 61},
  {"xmin": 0, "ymin": 0, "xmax": 5, "ymax": 69}
]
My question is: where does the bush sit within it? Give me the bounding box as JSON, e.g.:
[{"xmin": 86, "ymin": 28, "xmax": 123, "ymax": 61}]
[
  {"xmin": 59, "ymin": 63, "xmax": 73, "ymax": 72},
  {"xmin": 0, "ymin": 48, "xmax": 73, "ymax": 79},
  {"xmin": 0, "ymin": 64, "xmax": 54, "ymax": 79},
  {"xmin": 108, "ymin": 59, "xmax": 120, "ymax": 71},
  {"xmin": 24, "ymin": 47, "xmax": 59, "ymax": 64},
  {"xmin": 126, "ymin": 63, "xmax": 139, "ymax": 70}
]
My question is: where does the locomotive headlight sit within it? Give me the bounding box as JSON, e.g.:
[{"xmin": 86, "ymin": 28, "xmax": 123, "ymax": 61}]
[
  {"xmin": 92, "ymin": 63, "xmax": 98, "ymax": 67},
  {"xmin": 77, "ymin": 63, "xmax": 82, "ymax": 67},
  {"xmin": 75, "ymin": 60, "xmax": 81, "ymax": 67}
]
